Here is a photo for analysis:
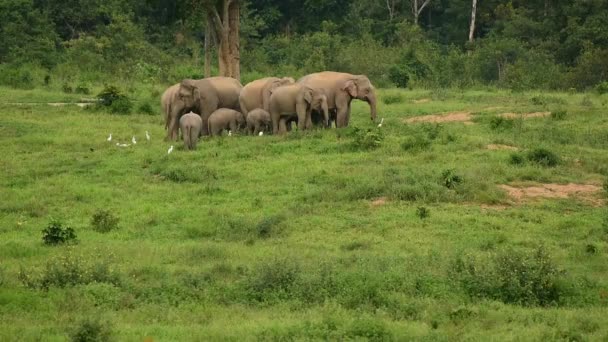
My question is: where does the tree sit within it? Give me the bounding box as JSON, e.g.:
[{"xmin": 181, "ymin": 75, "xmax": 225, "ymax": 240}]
[
  {"xmin": 411, "ymin": 0, "xmax": 432, "ymax": 25},
  {"xmin": 204, "ymin": 0, "xmax": 240, "ymax": 80},
  {"xmin": 468, "ymin": 0, "xmax": 477, "ymax": 43}
]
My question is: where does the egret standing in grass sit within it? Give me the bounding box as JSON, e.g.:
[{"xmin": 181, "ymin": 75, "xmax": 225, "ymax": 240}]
[
  {"xmin": 132, "ymin": 136, "xmax": 137, "ymax": 144},
  {"xmin": 167, "ymin": 145, "xmax": 174, "ymax": 154},
  {"xmin": 258, "ymin": 131, "xmax": 264, "ymax": 136},
  {"xmin": 377, "ymin": 118, "xmax": 384, "ymax": 128},
  {"xmin": 145, "ymin": 131, "xmax": 150, "ymax": 141},
  {"xmin": 116, "ymin": 143, "xmax": 130, "ymax": 147},
  {"xmin": 228, "ymin": 130, "xmax": 232, "ymax": 137},
  {"xmin": 107, "ymin": 133, "xmax": 112, "ymax": 142}
]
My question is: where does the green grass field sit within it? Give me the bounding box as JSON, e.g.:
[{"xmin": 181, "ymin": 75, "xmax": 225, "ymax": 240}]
[{"xmin": 1, "ymin": 86, "xmax": 608, "ymax": 341}]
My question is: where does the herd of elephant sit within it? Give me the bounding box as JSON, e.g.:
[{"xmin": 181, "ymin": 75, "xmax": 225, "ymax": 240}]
[{"xmin": 161, "ymin": 71, "xmax": 378, "ymax": 150}]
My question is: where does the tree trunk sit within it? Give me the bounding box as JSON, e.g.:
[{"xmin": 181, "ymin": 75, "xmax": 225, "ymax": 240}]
[
  {"xmin": 228, "ymin": 0, "xmax": 240, "ymax": 81},
  {"xmin": 204, "ymin": 15, "xmax": 212, "ymax": 78},
  {"xmin": 468, "ymin": 0, "xmax": 477, "ymax": 43}
]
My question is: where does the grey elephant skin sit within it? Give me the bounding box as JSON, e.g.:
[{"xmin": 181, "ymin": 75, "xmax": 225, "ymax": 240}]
[
  {"xmin": 169, "ymin": 77, "xmax": 243, "ymax": 139},
  {"xmin": 179, "ymin": 112, "xmax": 203, "ymax": 150},
  {"xmin": 239, "ymin": 77, "xmax": 295, "ymax": 117},
  {"xmin": 208, "ymin": 108, "xmax": 246, "ymax": 136},
  {"xmin": 246, "ymin": 108, "xmax": 272, "ymax": 135},
  {"xmin": 269, "ymin": 84, "xmax": 329, "ymax": 134},
  {"xmin": 162, "ymin": 83, "xmax": 194, "ymax": 137},
  {"xmin": 298, "ymin": 71, "xmax": 377, "ymax": 127}
]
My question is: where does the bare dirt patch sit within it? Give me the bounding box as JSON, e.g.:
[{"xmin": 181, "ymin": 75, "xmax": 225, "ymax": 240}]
[
  {"xmin": 370, "ymin": 197, "xmax": 389, "ymax": 207},
  {"xmin": 486, "ymin": 144, "xmax": 519, "ymax": 151},
  {"xmin": 499, "ymin": 183, "xmax": 604, "ymax": 206},
  {"xmin": 413, "ymin": 98, "xmax": 431, "ymax": 104},
  {"xmin": 404, "ymin": 111, "xmax": 473, "ymax": 124},
  {"xmin": 499, "ymin": 112, "xmax": 551, "ymax": 119}
]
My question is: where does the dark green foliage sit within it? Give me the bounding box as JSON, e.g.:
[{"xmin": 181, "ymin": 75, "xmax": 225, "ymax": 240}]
[
  {"xmin": 75, "ymin": 83, "xmax": 91, "ymax": 95},
  {"xmin": 42, "ymin": 220, "xmax": 77, "ymax": 245},
  {"xmin": 138, "ymin": 102, "xmax": 156, "ymax": 115},
  {"xmin": 509, "ymin": 153, "xmax": 526, "ymax": 166},
  {"xmin": 350, "ymin": 128, "xmax": 384, "ymax": 151},
  {"xmin": 63, "ymin": 83, "xmax": 73, "ymax": 93},
  {"xmin": 400, "ymin": 135, "xmax": 431, "ymax": 152},
  {"xmin": 255, "ymin": 216, "xmax": 284, "ymax": 239},
  {"xmin": 71, "ymin": 318, "xmax": 113, "ymax": 342},
  {"xmin": 585, "ymin": 244, "xmax": 597, "ymax": 255},
  {"xmin": 454, "ymin": 247, "xmax": 564, "ymax": 306},
  {"xmin": 91, "ymin": 209, "xmax": 119, "ymax": 233},
  {"xmin": 441, "ymin": 169, "xmax": 463, "ymax": 189},
  {"xmin": 416, "ymin": 206, "xmax": 430, "ymax": 219},
  {"xmin": 245, "ymin": 258, "xmax": 301, "ymax": 302},
  {"xmin": 97, "ymin": 86, "xmax": 132, "ymax": 115},
  {"xmin": 382, "ymin": 93, "xmax": 404, "ymax": 105},
  {"xmin": 527, "ymin": 148, "xmax": 560, "ymax": 167},
  {"xmin": 0, "ymin": 65, "xmax": 35, "ymax": 89},
  {"xmin": 489, "ymin": 116, "xmax": 514, "ymax": 131},
  {"xmin": 551, "ymin": 110, "xmax": 567, "ymax": 120},
  {"xmin": 596, "ymin": 81, "xmax": 608, "ymax": 95}
]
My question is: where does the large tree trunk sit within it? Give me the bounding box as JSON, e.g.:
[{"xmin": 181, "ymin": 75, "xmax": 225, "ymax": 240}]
[
  {"xmin": 468, "ymin": 0, "xmax": 477, "ymax": 43},
  {"xmin": 228, "ymin": 0, "xmax": 240, "ymax": 81},
  {"xmin": 207, "ymin": 0, "xmax": 240, "ymax": 81},
  {"xmin": 204, "ymin": 15, "xmax": 212, "ymax": 78}
]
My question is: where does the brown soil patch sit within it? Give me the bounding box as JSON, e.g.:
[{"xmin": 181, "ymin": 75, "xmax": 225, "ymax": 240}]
[
  {"xmin": 413, "ymin": 98, "xmax": 431, "ymax": 104},
  {"xmin": 499, "ymin": 183, "xmax": 604, "ymax": 206},
  {"xmin": 404, "ymin": 111, "xmax": 473, "ymax": 124},
  {"xmin": 370, "ymin": 197, "xmax": 389, "ymax": 207},
  {"xmin": 486, "ymin": 144, "xmax": 519, "ymax": 151},
  {"xmin": 499, "ymin": 112, "xmax": 551, "ymax": 119}
]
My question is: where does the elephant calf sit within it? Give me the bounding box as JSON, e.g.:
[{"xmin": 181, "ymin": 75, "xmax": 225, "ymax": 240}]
[
  {"xmin": 179, "ymin": 112, "xmax": 203, "ymax": 150},
  {"xmin": 268, "ymin": 84, "xmax": 329, "ymax": 135},
  {"xmin": 208, "ymin": 108, "xmax": 246, "ymax": 136},
  {"xmin": 246, "ymin": 109, "xmax": 271, "ymax": 135}
]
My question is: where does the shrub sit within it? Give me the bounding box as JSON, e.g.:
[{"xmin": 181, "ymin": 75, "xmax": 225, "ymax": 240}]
[
  {"xmin": 551, "ymin": 110, "xmax": 567, "ymax": 120},
  {"xmin": 401, "ymin": 135, "xmax": 431, "ymax": 152},
  {"xmin": 509, "ymin": 153, "xmax": 526, "ymax": 166},
  {"xmin": 489, "ymin": 116, "xmax": 514, "ymax": 130},
  {"xmin": 75, "ymin": 83, "xmax": 91, "ymax": 95},
  {"xmin": 71, "ymin": 318, "xmax": 113, "ymax": 342},
  {"xmin": 382, "ymin": 93, "xmax": 404, "ymax": 105},
  {"xmin": 62, "ymin": 83, "xmax": 73, "ymax": 93},
  {"xmin": 421, "ymin": 123, "xmax": 442, "ymax": 140},
  {"xmin": 245, "ymin": 258, "xmax": 300, "ymax": 302},
  {"xmin": 0, "ymin": 65, "xmax": 35, "ymax": 89},
  {"xmin": 255, "ymin": 216, "xmax": 284, "ymax": 239},
  {"xmin": 596, "ymin": 81, "xmax": 608, "ymax": 95},
  {"xmin": 91, "ymin": 209, "xmax": 119, "ymax": 233},
  {"xmin": 42, "ymin": 220, "xmax": 77, "ymax": 246},
  {"xmin": 416, "ymin": 206, "xmax": 430, "ymax": 219},
  {"xmin": 138, "ymin": 102, "xmax": 156, "ymax": 115},
  {"xmin": 453, "ymin": 247, "xmax": 563, "ymax": 306},
  {"xmin": 441, "ymin": 169, "xmax": 463, "ymax": 189},
  {"xmin": 97, "ymin": 85, "xmax": 133, "ymax": 115},
  {"xmin": 350, "ymin": 128, "xmax": 384, "ymax": 151},
  {"xmin": 527, "ymin": 148, "xmax": 560, "ymax": 167}
]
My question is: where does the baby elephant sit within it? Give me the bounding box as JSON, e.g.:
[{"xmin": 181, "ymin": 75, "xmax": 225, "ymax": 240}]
[
  {"xmin": 246, "ymin": 108, "xmax": 271, "ymax": 135},
  {"xmin": 179, "ymin": 112, "xmax": 203, "ymax": 150},
  {"xmin": 269, "ymin": 84, "xmax": 329, "ymax": 135},
  {"xmin": 208, "ymin": 108, "xmax": 246, "ymax": 136}
]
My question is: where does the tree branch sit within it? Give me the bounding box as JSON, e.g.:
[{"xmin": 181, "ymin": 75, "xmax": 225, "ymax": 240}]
[{"xmin": 417, "ymin": 0, "xmax": 432, "ymax": 15}]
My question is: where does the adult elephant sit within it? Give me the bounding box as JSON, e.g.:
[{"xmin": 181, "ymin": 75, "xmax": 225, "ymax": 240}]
[
  {"xmin": 298, "ymin": 72, "xmax": 377, "ymax": 127},
  {"xmin": 239, "ymin": 77, "xmax": 295, "ymax": 117},
  {"xmin": 161, "ymin": 83, "xmax": 192, "ymax": 136},
  {"xmin": 167, "ymin": 77, "xmax": 243, "ymax": 139}
]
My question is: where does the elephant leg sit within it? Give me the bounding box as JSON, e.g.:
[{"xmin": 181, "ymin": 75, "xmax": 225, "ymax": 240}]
[
  {"xmin": 229, "ymin": 120, "xmax": 237, "ymax": 133},
  {"xmin": 254, "ymin": 123, "xmax": 261, "ymax": 135},
  {"xmin": 279, "ymin": 118, "xmax": 288, "ymax": 134},
  {"xmin": 336, "ymin": 106, "xmax": 349, "ymax": 128},
  {"xmin": 168, "ymin": 115, "xmax": 179, "ymax": 141}
]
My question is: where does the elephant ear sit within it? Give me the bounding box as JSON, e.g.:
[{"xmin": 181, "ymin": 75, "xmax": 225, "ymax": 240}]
[
  {"xmin": 303, "ymin": 88, "xmax": 313, "ymax": 104},
  {"xmin": 342, "ymin": 80, "xmax": 358, "ymax": 98}
]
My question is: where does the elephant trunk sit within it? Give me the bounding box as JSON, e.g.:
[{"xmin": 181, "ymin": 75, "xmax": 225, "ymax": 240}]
[{"xmin": 367, "ymin": 91, "xmax": 377, "ymax": 122}]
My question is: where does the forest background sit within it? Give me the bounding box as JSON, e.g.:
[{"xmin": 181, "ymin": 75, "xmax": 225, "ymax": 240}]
[{"xmin": 1, "ymin": 0, "xmax": 608, "ymax": 92}]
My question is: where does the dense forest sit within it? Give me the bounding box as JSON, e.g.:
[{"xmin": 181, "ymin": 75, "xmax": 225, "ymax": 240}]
[{"xmin": 1, "ymin": 0, "xmax": 608, "ymax": 90}]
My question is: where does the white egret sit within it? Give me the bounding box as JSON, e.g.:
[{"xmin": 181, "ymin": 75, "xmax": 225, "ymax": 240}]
[
  {"xmin": 167, "ymin": 145, "xmax": 174, "ymax": 154},
  {"xmin": 132, "ymin": 136, "xmax": 137, "ymax": 144},
  {"xmin": 377, "ymin": 118, "xmax": 384, "ymax": 128},
  {"xmin": 228, "ymin": 130, "xmax": 232, "ymax": 136},
  {"xmin": 258, "ymin": 131, "xmax": 264, "ymax": 136},
  {"xmin": 145, "ymin": 131, "xmax": 150, "ymax": 141},
  {"xmin": 107, "ymin": 133, "xmax": 112, "ymax": 142}
]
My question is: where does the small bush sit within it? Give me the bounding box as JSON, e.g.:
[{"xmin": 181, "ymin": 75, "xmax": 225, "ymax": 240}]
[
  {"xmin": 382, "ymin": 93, "xmax": 404, "ymax": 105},
  {"xmin": 91, "ymin": 210, "xmax": 119, "ymax": 233},
  {"xmin": 509, "ymin": 153, "xmax": 526, "ymax": 166},
  {"xmin": 454, "ymin": 247, "xmax": 563, "ymax": 306},
  {"xmin": 97, "ymin": 85, "xmax": 133, "ymax": 115},
  {"xmin": 255, "ymin": 216, "xmax": 284, "ymax": 239},
  {"xmin": 416, "ymin": 206, "xmax": 430, "ymax": 219},
  {"xmin": 350, "ymin": 128, "xmax": 384, "ymax": 151},
  {"xmin": 401, "ymin": 135, "xmax": 431, "ymax": 152},
  {"xmin": 42, "ymin": 220, "xmax": 77, "ymax": 246},
  {"xmin": 62, "ymin": 83, "xmax": 73, "ymax": 94},
  {"xmin": 421, "ymin": 123, "xmax": 442, "ymax": 140},
  {"xmin": 75, "ymin": 83, "xmax": 91, "ymax": 95},
  {"xmin": 71, "ymin": 318, "xmax": 113, "ymax": 342},
  {"xmin": 245, "ymin": 258, "xmax": 301, "ymax": 302},
  {"xmin": 551, "ymin": 110, "xmax": 567, "ymax": 120},
  {"xmin": 585, "ymin": 244, "xmax": 597, "ymax": 255},
  {"xmin": 530, "ymin": 96, "xmax": 547, "ymax": 106},
  {"xmin": 527, "ymin": 148, "xmax": 560, "ymax": 167},
  {"xmin": 489, "ymin": 116, "xmax": 514, "ymax": 130},
  {"xmin": 138, "ymin": 102, "xmax": 156, "ymax": 115},
  {"xmin": 441, "ymin": 169, "xmax": 463, "ymax": 189},
  {"xmin": 596, "ymin": 81, "xmax": 608, "ymax": 95}
]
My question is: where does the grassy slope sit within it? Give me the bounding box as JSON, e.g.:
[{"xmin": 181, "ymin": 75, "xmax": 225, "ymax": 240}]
[{"xmin": 1, "ymin": 87, "xmax": 607, "ymax": 341}]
